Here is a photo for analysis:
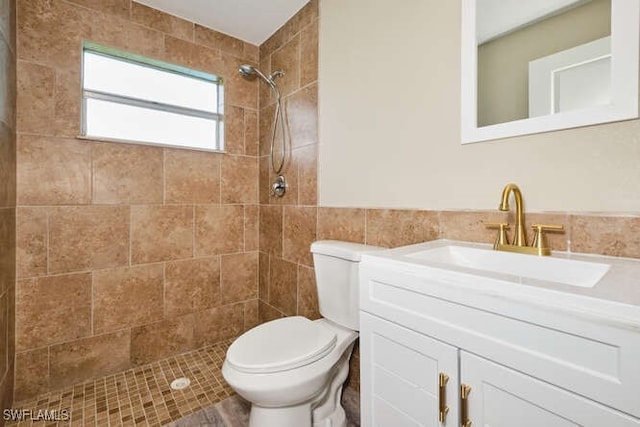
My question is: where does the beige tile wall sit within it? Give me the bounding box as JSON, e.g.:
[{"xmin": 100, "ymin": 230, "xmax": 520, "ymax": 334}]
[
  {"xmin": 14, "ymin": 0, "xmax": 260, "ymax": 401},
  {"xmin": 0, "ymin": 0, "xmax": 16, "ymax": 415}
]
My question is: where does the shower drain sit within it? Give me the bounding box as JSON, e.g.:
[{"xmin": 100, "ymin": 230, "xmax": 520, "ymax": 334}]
[{"xmin": 170, "ymin": 377, "xmax": 191, "ymax": 390}]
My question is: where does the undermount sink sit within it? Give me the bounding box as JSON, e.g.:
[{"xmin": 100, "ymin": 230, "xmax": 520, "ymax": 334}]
[{"xmin": 406, "ymin": 245, "xmax": 610, "ymax": 288}]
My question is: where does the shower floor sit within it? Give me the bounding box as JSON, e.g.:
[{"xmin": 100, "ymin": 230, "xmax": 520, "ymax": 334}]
[
  {"xmin": 8, "ymin": 339, "xmax": 235, "ymax": 426},
  {"xmin": 8, "ymin": 339, "xmax": 361, "ymax": 426}
]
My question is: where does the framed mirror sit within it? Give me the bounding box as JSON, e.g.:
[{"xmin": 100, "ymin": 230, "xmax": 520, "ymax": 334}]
[{"xmin": 461, "ymin": 0, "xmax": 639, "ymax": 144}]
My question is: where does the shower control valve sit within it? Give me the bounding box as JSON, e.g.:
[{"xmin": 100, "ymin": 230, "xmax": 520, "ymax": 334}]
[{"xmin": 272, "ymin": 175, "xmax": 287, "ymax": 198}]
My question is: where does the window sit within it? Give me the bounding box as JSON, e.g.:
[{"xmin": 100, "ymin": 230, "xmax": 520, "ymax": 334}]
[{"xmin": 81, "ymin": 43, "xmax": 224, "ymax": 151}]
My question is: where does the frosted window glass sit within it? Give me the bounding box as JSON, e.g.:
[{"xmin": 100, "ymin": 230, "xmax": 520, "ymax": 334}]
[
  {"xmin": 83, "ymin": 51, "xmax": 218, "ymax": 113},
  {"xmin": 85, "ymin": 99, "xmax": 218, "ymax": 150}
]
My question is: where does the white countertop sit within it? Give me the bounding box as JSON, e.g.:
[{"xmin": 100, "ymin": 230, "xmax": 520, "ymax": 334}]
[{"xmin": 361, "ymin": 239, "xmax": 640, "ymax": 330}]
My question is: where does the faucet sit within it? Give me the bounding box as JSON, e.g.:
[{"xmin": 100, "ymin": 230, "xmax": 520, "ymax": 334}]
[
  {"xmin": 486, "ymin": 183, "xmax": 564, "ymax": 256},
  {"xmin": 499, "ymin": 183, "xmax": 527, "ymax": 247}
]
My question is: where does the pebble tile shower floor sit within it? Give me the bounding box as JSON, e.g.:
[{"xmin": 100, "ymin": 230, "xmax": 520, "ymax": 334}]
[{"xmin": 8, "ymin": 339, "xmax": 235, "ymax": 426}]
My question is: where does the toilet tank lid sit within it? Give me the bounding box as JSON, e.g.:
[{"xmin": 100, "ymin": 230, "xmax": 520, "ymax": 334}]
[{"xmin": 310, "ymin": 240, "xmax": 384, "ymax": 261}]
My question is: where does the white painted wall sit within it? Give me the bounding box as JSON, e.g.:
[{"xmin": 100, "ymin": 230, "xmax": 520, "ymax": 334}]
[{"xmin": 318, "ymin": 0, "xmax": 640, "ymax": 212}]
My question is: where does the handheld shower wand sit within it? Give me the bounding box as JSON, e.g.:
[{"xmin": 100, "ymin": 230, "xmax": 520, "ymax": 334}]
[{"xmin": 238, "ymin": 64, "xmax": 287, "ymax": 197}]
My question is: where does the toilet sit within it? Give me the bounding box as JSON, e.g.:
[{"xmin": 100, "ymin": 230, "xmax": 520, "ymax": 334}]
[{"xmin": 222, "ymin": 240, "xmax": 383, "ymax": 427}]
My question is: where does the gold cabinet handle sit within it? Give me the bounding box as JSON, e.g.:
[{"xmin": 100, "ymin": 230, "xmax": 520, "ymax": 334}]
[
  {"xmin": 461, "ymin": 384, "xmax": 472, "ymax": 427},
  {"xmin": 438, "ymin": 373, "xmax": 450, "ymax": 423}
]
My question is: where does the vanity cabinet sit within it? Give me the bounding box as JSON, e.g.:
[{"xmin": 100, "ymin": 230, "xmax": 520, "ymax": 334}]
[{"xmin": 359, "ymin": 261, "xmax": 640, "ymax": 427}]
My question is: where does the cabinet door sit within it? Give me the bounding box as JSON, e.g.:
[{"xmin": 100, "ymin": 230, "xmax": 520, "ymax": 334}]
[
  {"xmin": 460, "ymin": 351, "xmax": 640, "ymax": 427},
  {"xmin": 360, "ymin": 312, "xmax": 459, "ymax": 427}
]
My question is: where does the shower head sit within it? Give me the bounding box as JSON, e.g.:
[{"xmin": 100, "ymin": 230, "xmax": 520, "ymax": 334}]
[{"xmin": 238, "ymin": 64, "xmax": 284, "ymax": 90}]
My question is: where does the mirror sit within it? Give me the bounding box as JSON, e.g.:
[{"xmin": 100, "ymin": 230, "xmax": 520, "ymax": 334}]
[{"xmin": 461, "ymin": 0, "xmax": 639, "ymax": 143}]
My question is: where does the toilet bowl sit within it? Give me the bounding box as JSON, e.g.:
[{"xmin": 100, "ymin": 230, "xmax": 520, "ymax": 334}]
[{"xmin": 222, "ymin": 240, "xmax": 383, "ymax": 427}]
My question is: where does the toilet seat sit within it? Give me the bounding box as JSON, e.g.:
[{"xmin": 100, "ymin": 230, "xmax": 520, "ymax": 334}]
[{"xmin": 226, "ymin": 316, "xmax": 337, "ymax": 374}]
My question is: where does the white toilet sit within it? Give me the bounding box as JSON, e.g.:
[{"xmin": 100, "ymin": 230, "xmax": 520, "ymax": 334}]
[{"xmin": 222, "ymin": 240, "xmax": 383, "ymax": 427}]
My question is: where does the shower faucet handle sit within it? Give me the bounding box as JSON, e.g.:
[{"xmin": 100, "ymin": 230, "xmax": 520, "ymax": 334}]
[{"xmin": 271, "ymin": 175, "xmax": 287, "ymax": 198}]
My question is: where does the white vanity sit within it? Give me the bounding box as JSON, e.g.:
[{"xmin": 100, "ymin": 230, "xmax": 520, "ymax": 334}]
[{"xmin": 359, "ymin": 240, "xmax": 640, "ymax": 426}]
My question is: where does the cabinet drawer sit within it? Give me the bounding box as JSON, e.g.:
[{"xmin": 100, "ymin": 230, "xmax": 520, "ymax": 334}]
[{"xmin": 360, "ymin": 268, "xmax": 640, "ymax": 418}]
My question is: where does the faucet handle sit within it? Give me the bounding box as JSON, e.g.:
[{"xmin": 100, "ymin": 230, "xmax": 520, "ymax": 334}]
[
  {"xmin": 531, "ymin": 224, "xmax": 564, "ymax": 254},
  {"xmin": 485, "ymin": 222, "xmax": 510, "ymax": 249}
]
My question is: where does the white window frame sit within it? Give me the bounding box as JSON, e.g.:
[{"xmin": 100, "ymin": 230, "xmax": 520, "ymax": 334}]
[{"xmin": 80, "ymin": 42, "xmax": 225, "ymax": 152}]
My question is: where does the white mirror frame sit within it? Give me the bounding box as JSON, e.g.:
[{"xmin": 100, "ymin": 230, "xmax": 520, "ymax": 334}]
[{"xmin": 461, "ymin": 0, "xmax": 640, "ymax": 144}]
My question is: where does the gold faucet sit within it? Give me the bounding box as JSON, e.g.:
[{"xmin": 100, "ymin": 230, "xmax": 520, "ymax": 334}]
[
  {"xmin": 486, "ymin": 183, "xmax": 564, "ymax": 256},
  {"xmin": 499, "ymin": 183, "xmax": 527, "ymax": 247}
]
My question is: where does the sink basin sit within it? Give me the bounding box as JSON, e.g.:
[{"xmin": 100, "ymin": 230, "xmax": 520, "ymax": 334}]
[{"xmin": 406, "ymin": 245, "xmax": 610, "ymax": 288}]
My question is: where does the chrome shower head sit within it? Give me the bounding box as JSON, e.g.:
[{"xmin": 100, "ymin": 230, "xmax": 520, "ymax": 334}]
[
  {"xmin": 238, "ymin": 64, "xmax": 257, "ymax": 78},
  {"xmin": 238, "ymin": 64, "xmax": 284, "ymax": 90}
]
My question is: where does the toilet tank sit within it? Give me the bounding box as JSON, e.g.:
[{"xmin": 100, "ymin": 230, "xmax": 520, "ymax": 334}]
[{"xmin": 310, "ymin": 240, "xmax": 384, "ymax": 331}]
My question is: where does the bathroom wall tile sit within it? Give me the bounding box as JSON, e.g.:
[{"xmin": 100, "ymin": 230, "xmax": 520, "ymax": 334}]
[
  {"xmin": 297, "ymin": 265, "xmax": 320, "ymax": 319},
  {"xmin": 165, "ymin": 257, "xmax": 220, "ymax": 318},
  {"xmin": 14, "ymin": 348, "xmax": 49, "ymax": 402},
  {"xmin": 284, "ymin": 0, "xmax": 318, "ymax": 40},
  {"xmin": 0, "ymin": 292, "xmax": 7, "ymax": 381},
  {"xmin": 131, "ymin": 2, "xmax": 193, "ymax": 41},
  {"xmin": 53, "ymin": 68, "xmax": 81, "ymax": 137},
  {"xmin": 221, "ymin": 155, "xmax": 258, "ymax": 204},
  {"xmin": 165, "ymin": 148, "xmax": 221, "ymax": 204},
  {"xmin": 258, "ymin": 300, "xmax": 285, "ymax": 323},
  {"xmin": 268, "ymin": 257, "xmax": 297, "ymax": 316},
  {"xmin": 0, "ymin": 124, "xmax": 15, "ymax": 208},
  {"xmin": 271, "ymin": 35, "xmax": 299, "ymax": 97},
  {"xmin": 570, "ymin": 215, "xmax": 640, "ymax": 258},
  {"xmin": 130, "ymin": 315, "xmax": 196, "ymax": 366},
  {"xmin": 92, "ymin": 142, "xmax": 163, "ymax": 204},
  {"xmin": 48, "ymin": 205, "xmax": 130, "ymax": 274},
  {"xmin": 295, "ymin": 143, "xmax": 317, "ymax": 205},
  {"xmin": 439, "ymin": 210, "xmax": 510, "ymax": 244},
  {"xmin": 93, "ymin": 264, "xmax": 164, "ymax": 334},
  {"xmin": 16, "ymin": 207, "xmax": 47, "ymax": 278},
  {"xmin": 258, "ymin": 55, "xmax": 273, "ymax": 109},
  {"xmin": 259, "ymin": 205, "xmax": 283, "ymax": 256},
  {"xmin": 163, "ymin": 36, "xmax": 224, "ymax": 75},
  {"xmin": 223, "ymin": 54, "xmax": 258, "ymax": 109},
  {"xmin": 221, "ymin": 252, "xmax": 258, "ymax": 304},
  {"xmin": 16, "ymin": 273, "xmax": 92, "ymax": 351},
  {"xmin": 224, "ymin": 105, "xmax": 245, "ymax": 155},
  {"xmin": 283, "ymin": 206, "xmax": 316, "ymax": 266},
  {"xmin": 244, "ymin": 42, "xmax": 259, "ymax": 63},
  {"xmin": 0, "ymin": 208, "xmax": 14, "ymax": 296},
  {"xmin": 49, "ymin": 329, "xmax": 131, "ymax": 390},
  {"xmin": 317, "ymin": 208, "xmax": 366, "ymax": 243},
  {"xmin": 17, "ymin": 0, "xmax": 90, "ymax": 70},
  {"xmin": 366, "ymin": 209, "xmax": 439, "ymax": 248},
  {"xmin": 244, "ymin": 109, "xmax": 259, "ymax": 156},
  {"xmin": 194, "ymin": 303, "xmax": 244, "ymax": 347},
  {"xmin": 244, "ymin": 299, "xmax": 259, "ymax": 331},
  {"xmin": 259, "ymin": 102, "xmax": 275, "ymax": 157},
  {"xmin": 287, "ymin": 83, "xmax": 318, "ymax": 149},
  {"xmin": 16, "ymin": 135, "xmax": 92, "ymax": 205},
  {"xmin": 259, "ymin": 155, "xmax": 270, "ymax": 204},
  {"xmin": 90, "ymin": 11, "xmax": 165, "ymax": 61},
  {"xmin": 244, "ymin": 205, "xmax": 259, "ymax": 251},
  {"xmin": 195, "ymin": 24, "xmax": 244, "ymax": 57},
  {"xmin": 65, "ymin": 0, "xmax": 131, "ymax": 19},
  {"xmin": 526, "ymin": 212, "xmax": 569, "ymax": 252},
  {"xmin": 300, "ymin": 21, "xmax": 318, "ymax": 87},
  {"xmin": 131, "ymin": 205, "xmax": 193, "ymax": 264},
  {"xmin": 16, "ymin": 60, "xmax": 54, "ymax": 134},
  {"xmin": 259, "ymin": 252, "xmax": 270, "ymax": 300},
  {"xmin": 195, "ymin": 205, "xmax": 244, "ymax": 256}
]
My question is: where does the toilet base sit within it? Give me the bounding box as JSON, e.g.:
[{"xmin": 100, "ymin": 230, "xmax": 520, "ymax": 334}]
[
  {"xmin": 247, "ymin": 341, "xmax": 355, "ymax": 427},
  {"xmin": 249, "ymin": 403, "xmax": 313, "ymax": 427}
]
